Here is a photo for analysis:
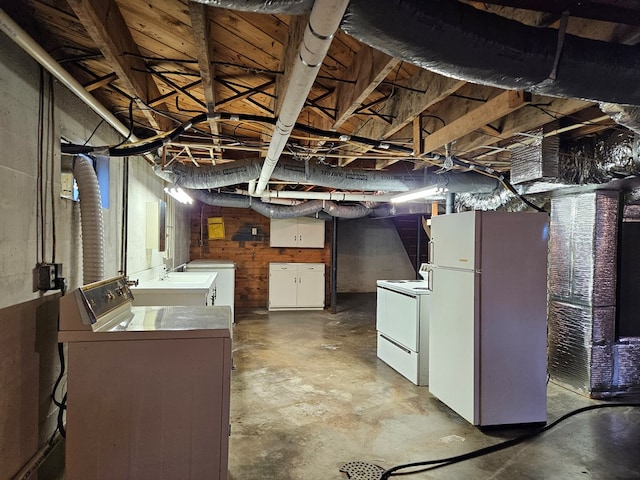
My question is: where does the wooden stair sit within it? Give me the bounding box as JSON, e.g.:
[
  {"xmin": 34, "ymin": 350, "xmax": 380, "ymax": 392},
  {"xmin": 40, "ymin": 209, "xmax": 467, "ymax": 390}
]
[{"xmin": 391, "ymin": 214, "xmax": 429, "ymax": 278}]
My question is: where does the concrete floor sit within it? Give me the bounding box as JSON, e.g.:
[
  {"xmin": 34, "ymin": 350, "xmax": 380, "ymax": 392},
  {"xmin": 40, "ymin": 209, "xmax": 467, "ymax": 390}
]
[{"xmin": 229, "ymin": 293, "xmax": 640, "ymax": 480}]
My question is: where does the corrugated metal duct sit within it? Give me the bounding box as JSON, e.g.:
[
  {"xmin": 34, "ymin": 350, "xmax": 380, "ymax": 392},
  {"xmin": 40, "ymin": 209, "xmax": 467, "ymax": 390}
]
[
  {"xmin": 154, "ymin": 159, "xmax": 499, "ymax": 193},
  {"xmin": 341, "ymin": 0, "xmax": 640, "ymax": 106}
]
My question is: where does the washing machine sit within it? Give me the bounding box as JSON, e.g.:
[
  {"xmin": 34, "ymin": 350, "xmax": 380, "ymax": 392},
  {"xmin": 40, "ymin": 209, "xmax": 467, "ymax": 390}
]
[{"xmin": 59, "ymin": 276, "xmax": 232, "ymax": 480}]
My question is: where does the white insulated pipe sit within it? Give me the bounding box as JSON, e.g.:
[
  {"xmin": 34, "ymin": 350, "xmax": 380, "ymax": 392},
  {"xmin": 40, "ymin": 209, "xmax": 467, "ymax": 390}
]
[
  {"xmin": 0, "ymin": 9, "xmax": 138, "ymax": 143},
  {"xmin": 262, "ymin": 189, "xmax": 394, "ymax": 202},
  {"xmin": 254, "ymin": 0, "xmax": 350, "ymax": 195}
]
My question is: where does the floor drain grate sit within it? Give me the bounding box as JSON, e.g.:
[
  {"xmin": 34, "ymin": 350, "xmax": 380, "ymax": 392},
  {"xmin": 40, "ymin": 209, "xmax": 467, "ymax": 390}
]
[{"xmin": 340, "ymin": 461, "xmax": 386, "ymax": 480}]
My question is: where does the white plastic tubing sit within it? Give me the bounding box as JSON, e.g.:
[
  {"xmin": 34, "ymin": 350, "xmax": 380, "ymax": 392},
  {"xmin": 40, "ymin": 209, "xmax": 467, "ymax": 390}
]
[
  {"xmin": 73, "ymin": 156, "xmax": 105, "ymax": 284},
  {"xmin": 255, "ymin": 0, "xmax": 350, "ymax": 195}
]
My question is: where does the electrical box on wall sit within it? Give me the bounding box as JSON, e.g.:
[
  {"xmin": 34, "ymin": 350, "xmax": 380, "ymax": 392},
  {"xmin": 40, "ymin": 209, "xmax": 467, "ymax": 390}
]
[{"xmin": 37, "ymin": 263, "xmax": 66, "ymax": 291}]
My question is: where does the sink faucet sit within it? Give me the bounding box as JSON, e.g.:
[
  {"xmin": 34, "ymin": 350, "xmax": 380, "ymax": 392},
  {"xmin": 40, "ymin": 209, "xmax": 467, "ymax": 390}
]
[{"xmin": 160, "ymin": 266, "xmax": 169, "ymax": 280}]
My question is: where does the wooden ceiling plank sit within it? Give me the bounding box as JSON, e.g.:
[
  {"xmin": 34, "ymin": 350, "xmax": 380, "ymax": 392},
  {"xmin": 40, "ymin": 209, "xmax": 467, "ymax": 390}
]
[
  {"xmin": 66, "ymin": 0, "xmax": 172, "ymax": 132},
  {"xmin": 457, "ymin": 96, "xmax": 593, "ymax": 156},
  {"xmin": 189, "ymin": 1, "xmax": 218, "ymax": 135},
  {"xmin": 357, "ymin": 69, "xmax": 466, "ymax": 142},
  {"xmin": 339, "ymin": 70, "xmax": 465, "ymax": 167},
  {"xmin": 422, "ymin": 90, "xmax": 531, "ymax": 154},
  {"xmin": 333, "ymin": 46, "xmax": 400, "ymax": 129}
]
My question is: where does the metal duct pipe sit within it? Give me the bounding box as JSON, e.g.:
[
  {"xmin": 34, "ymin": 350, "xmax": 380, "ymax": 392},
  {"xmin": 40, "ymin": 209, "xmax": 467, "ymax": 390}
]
[
  {"xmin": 73, "ymin": 156, "xmax": 105, "ymax": 284},
  {"xmin": 190, "ymin": 0, "xmax": 314, "ymax": 14},
  {"xmin": 0, "ymin": 9, "xmax": 139, "ymax": 144},
  {"xmin": 191, "ymin": 189, "xmax": 374, "ymax": 218},
  {"xmin": 445, "ymin": 192, "xmax": 455, "ymax": 214},
  {"xmin": 157, "ymin": 159, "xmax": 499, "ymax": 193},
  {"xmin": 255, "ymin": 0, "xmax": 350, "ymax": 195},
  {"xmin": 341, "ymin": 0, "xmax": 640, "ymax": 106}
]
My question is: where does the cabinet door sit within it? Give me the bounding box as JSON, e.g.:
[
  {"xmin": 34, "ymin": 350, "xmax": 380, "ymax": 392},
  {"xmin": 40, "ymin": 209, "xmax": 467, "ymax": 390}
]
[
  {"xmin": 296, "ymin": 265, "xmax": 325, "ymax": 308},
  {"xmin": 269, "ymin": 265, "xmax": 298, "ymax": 308},
  {"xmin": 296, "ymin": 217, "xmax": 325, "ymax": 248},
  {"xmin": 270, "ymin": 218, "xmax": 299, "ymax": 247}
]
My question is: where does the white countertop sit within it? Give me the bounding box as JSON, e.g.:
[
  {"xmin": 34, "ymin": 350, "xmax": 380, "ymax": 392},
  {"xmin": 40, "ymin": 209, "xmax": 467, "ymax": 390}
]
[{"xmin": 377, "ymin": 279, "xmax": 430, "ymax": 296}]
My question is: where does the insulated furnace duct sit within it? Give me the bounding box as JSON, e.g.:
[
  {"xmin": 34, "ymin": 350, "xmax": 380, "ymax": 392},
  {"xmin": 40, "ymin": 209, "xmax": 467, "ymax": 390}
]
[
  {"xmin": 510, "ymin": 125, "xmax": 560, "ymax": 185},
  {"xmin": 547, "ymin": 191, "xmax": 625, "ymax": 398}
]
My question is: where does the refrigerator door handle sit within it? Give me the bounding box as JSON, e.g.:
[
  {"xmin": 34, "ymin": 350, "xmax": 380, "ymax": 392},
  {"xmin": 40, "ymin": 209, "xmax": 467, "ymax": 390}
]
[
  {"xmin": 429, "ymin": 241, "xmax": 434, "ymax": 263},
  {"xmin": 428, "ymin": 268, "xmax": 433, "ymax": 291}
]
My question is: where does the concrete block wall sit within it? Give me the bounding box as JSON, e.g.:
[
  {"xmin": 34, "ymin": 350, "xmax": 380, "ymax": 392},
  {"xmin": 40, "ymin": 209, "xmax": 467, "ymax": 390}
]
[{"xmin": 0, "ymin": 31, "xmax": 190, "ymax": 479}]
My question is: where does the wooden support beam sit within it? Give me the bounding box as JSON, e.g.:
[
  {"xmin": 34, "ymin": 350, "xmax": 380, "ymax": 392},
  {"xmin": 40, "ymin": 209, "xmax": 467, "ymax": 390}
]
[
  {"xmin": 356, "ymin": 70, "xmax": 466, "ymax": 142},
  {"xmin": 274, "ymin": 14, "xmax": 308, "ymax": 118},
  {"xmin": 83, "ymin": 72, "xmax": 117, "ymax": 92},
  {"xmin": 422, "ymin": 90, "xmax": 531, "ymax": 154},
  {"xmin": 413, "ymin": 116, "xmax": 423, "ymax": 156},
  {"xmin": 189, "ymin": 1, "xmax": 219, "ymax": 136},
  {"xmin": 340, "ymin": 70, "xmax": 465, "ymax": 167},
  {"xmin": 66, "ymin": 0, "xmax": 172, "ymax": 132},
  {"xmin": 332, "ymin": 46, "xmax": 399, "ymax": 129}
]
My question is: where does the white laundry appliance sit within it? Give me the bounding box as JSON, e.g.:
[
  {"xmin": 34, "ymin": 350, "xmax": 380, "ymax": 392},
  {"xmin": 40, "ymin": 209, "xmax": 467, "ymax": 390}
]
[
  {"xmin": 59, "ymin": 276, "xmax": 232, "ymax": 480},
  {"xmin": 187, "ymin": 259, "xmax": 236, "ymax": 321},
  {"xmin": 428, "ymin": 210, "xmax": 548, "ymax": 427},
  {"xmin": 376, "ymin": 264, "xmax": 430, "ymax": 386}
]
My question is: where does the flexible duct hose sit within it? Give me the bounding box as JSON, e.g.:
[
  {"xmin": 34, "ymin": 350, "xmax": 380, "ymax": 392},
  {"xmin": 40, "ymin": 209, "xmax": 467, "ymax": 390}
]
[
  {"xmin": 342, "ymin": 0, "xmax": 640, "ymax": 106},
  {"xmin": 72, "ymin": 156, "xmax": 105, "ymax": 284}
]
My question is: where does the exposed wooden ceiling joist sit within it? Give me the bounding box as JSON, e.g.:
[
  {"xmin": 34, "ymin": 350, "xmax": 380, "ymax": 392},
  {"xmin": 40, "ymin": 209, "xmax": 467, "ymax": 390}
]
[
  {"xmin": 332, "ymin": 46, "xmax": 400, "ymax": 129},
  {"xmin": 66, "ymin": 0, "xmax": 173, "ymax": 132},
  {"xmin": 423, "ymin": 90, "xmax": 532, "ymax": 154},
  {"xmin": 189, "ymin": 1, "xmax": 219, "ymax": 136}
]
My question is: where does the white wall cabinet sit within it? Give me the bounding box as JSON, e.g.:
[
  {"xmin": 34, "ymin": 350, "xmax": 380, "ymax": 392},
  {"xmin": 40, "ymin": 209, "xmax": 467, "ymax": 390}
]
[
  {"xmin": 269, "ymin": 263, "xmax": 325, "ymax": 310},
  {"xmin": 270, "ymin": 217, "xmax": 325, "ymax": 248}
]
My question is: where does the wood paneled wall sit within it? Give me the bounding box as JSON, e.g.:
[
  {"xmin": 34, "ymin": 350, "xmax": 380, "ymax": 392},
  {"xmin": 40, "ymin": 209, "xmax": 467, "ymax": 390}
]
[{"xmin": 190, "ymin": 205, "xmax": 332, "ymax": 310}]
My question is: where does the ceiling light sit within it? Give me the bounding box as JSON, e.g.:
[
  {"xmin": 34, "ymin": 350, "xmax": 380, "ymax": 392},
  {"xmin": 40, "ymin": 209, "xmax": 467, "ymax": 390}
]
[
  {"xmin": 164, "ymin": 186, "xmax": 193, "ymax": 205},
  {"xmin": 390, "ymin": 186, "xmax": 445, "ymax": 203}
]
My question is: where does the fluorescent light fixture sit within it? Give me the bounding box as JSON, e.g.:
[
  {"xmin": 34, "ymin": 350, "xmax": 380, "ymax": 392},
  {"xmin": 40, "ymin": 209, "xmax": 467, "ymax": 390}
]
[
  {"xmin": 164, "ymin": 186, "xmax": 194, "ymax": 205},
  {"xmin": 390, "ymin": 186, "xmax": 444, "ymax": 203}
]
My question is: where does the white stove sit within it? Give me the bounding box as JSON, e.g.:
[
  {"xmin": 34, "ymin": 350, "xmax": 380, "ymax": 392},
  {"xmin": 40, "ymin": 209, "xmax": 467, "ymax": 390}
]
[{"xmin": 375, "ymin": 266, "xmax": 431, "ymax": 386}]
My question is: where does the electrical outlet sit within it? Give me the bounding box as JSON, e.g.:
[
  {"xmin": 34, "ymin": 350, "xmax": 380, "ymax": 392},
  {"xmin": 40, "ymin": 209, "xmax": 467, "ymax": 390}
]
[
  {"xmin": 251, "ymin": 227, "xmax": 258, "ymax": 236},
  {"xmin": 37, "ymin": 263, "xmax": 64, "ymax": 291}
]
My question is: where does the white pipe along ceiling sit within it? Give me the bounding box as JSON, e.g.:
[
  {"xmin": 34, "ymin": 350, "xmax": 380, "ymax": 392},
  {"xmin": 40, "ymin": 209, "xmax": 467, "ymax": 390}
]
[{"xmin": 255, "ymin": 0, "xmax": 351, "ymax": 196}]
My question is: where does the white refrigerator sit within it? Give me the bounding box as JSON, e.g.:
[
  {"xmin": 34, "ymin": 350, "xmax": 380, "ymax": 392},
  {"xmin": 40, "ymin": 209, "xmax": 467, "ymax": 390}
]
[{"xmin": 428, "ymin": 211, "xmax": 549, "ymax": 426}]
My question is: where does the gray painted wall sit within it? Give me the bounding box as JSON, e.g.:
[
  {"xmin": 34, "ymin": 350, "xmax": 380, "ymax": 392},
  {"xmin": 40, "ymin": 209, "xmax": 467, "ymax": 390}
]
[{"xmin": 337, "ymin": 217, "xmax": 416, "ymax": 293}]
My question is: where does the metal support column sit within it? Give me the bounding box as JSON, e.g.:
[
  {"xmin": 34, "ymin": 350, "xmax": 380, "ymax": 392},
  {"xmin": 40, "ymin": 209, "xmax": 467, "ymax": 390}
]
[{"xmin": 330, "ymin": 216, "xmax": 338, "ymax": 314}]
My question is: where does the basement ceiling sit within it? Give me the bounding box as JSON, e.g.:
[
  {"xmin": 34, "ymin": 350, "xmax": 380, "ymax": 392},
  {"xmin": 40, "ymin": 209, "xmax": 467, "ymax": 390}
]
[{"xmin": 3, "ymin": 0, "xmax": 640, "ymax": 208}]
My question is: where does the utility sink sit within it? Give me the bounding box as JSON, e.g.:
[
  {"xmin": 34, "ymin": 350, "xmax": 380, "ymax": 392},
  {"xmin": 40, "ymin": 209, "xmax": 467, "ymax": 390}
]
[
  {"xmin": 160, "ymin": 273, "xmax": 215, "ymax": 284},
  {"xmin": 130, "ymin": 272, "xmax": 218, "ymax": 306}
]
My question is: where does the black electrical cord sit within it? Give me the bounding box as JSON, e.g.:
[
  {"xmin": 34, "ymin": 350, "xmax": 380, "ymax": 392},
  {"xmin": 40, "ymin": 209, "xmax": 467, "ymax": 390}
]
[
  {"xmin": 51, "ymin": 341, "xmax": 67, "ymax": 438},
  {"xmin": 380, "ymin": 402, "xmax": 640, "ymax": 479}
]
